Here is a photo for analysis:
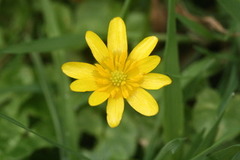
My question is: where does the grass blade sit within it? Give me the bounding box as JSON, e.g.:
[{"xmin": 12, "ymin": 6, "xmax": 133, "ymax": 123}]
[
  {"xmin": 208, "ymin": 144, "xmax": 240, "ymax": 160},
  {"xmin": 181, "ymin": 57, "xmax": 215, "ymax": 88},
  {"xmin": 176, "ymin": 14, "xmax": 224, "ymax": 40},
  {"xmin": 218, "ymin": 64, "xmax": 239, "ymax": 116},
  {"xmin": 191, "ymin": 114, "xmax": 222, "ymax": 158},
  {"xmin": 31, "ymin": 53, "xmax": 67, "ymax": 159},
  {"xmin": 0, "ymin": 33, "xmax": 85, "ymax": 55},
  {"xmin": 40, "ymin": 0, "xmax": 79, "ymax": 160},
  {"xmin": 162, "ymin": 0, "xmax": 184, "ymax": 142},
  {"xmin": 232, "ymin": 152, "xmax": 240, "ymax": 160},
  {"xmin": 183, "ymin": 130, "xmax": 205, "ymax": 160},
  {"xmin": 217, "ymin": 0, "xmax": 240, "ymax": 23},
  {"xmin": 154, "ymin": 138, "xmax": 186, "ymax": 160},
  {"xmin": 120, "ymin": 0, "xmax": 132, "ymax": 19},
  {"xmin": 190, "ymin": 63, "xmax": 238, "ymax": 160},
  {"xmin": 0, "ymin": 112, "xmax": 89, "ymax": 160}
]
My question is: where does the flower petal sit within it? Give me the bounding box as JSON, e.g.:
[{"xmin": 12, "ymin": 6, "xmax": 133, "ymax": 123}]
[
  {"xmin": 129, "ymin": 36, "xmax": 158, "ymax": 61},
  {"xmin": 141, "ymin": 73, "xmax": 172, "ymax": 90},
  {"xmin": 137, "ymin": 55, "xmax": 161, "ymax": 73},
  {"xmin": 70, "ymin": 79, "xmax": 97, "ymax": 92},
  {"xmin": 85, "ymin": 31, "xmax": 109, "ymax": 64},
  {"xmin": 106, "ymin": 97, "xmax": 124, "ymax": 128},
  {"xmin": 127, "ymin": 88, "xmax": 158, "ymax": 116},
  {"xmin": 89, "ymin": 91, "xmax": 110, "ymax": 106},
  {"xmin": 62, "ymin": 62, "xmax": 95, "ymax": 79},
  {"xmin": 107, "ymin": 17, "xmax": 127, "ymax": 62}
]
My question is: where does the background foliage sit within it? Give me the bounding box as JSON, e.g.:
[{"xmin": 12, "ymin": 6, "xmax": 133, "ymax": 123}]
[{"xmin": 0, "ymin": 0, "xmax": 239, "ymax": 160}]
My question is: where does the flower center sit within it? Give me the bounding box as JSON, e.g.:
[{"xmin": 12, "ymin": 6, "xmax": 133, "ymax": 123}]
[{"xmin": 110, "ymin": 70, "xmax": 127, "ymax": 86}]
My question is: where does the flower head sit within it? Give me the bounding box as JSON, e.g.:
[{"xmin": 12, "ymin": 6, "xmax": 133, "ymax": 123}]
[{"xmin": 62, "ymin": 17, "xmax": 172, "ymax": 128}]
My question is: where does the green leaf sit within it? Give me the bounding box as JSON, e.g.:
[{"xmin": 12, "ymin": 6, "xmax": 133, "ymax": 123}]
[
  {"xmin": 190, "ymin": 91, "xmax": 240, "ymax": 160},
  {"xmin": 3, "ymin": 134, "xmax": 49, "ymax": 160},
  {"xmin": 191, "ymin": 87, "xmax": 238, "ymax": 160},
  {"xmin": 190, "ymin": 58, "xmax": 239, "ymax": 160},
  {"xmin": 192, "ymin": 88, "xmax": 220, "ymax": 133},
  {"xmin": 77, "ymin": 107, "xmax": 105, "ymax": 137},
  {"xmin": 194, "ymin": 46, "xmax": 235, "ymax": 61},
  {"xmin": 120, "ymin": 0, "xmax": 132, "ymax": 19},
  {"xmin": 177, "ymin": 14, "xmax": 223, "ymax": 40},
  {"xmin": 126, "ymin": 11, "xmax": 147, "ymax": 46},
  {"xmin": 75, "ymin": 0, "xmax": 121, "ymax": 34},
  {"xmin": 218, "ymin": 64, "xmax": 239, "ymax": 116},
  {"xmin": 181, "ymin": 57, "xmax": 216, "ymax": 88},
  {"xmin": 217, "ymin": 0, "xmax": 240, "ymax": 23},
  {"xmin": 232, "ymin": 152, "xmax": 240, "ymax": 160},
  {"xmin": 192, "ymin": 115, "xmax": 222, "ymax": 159},
  {"xmin": 0, "ymin": 33, "xmax": 85, "ymax": 55},
  {"xmin": 0, "ymin": 112, "xmax": 89, "ymax": 160},
  {"xmin": 218, "ymin": 94, "xmax": 240, "ymax": 142},
  {"xmin": 154, "ymin": 138, "xmax": 186, "ymax": 160},
  {"xmin": 162, "ymin": 0, "xmax": 184, "ymax": 142},
  {"xmin": 208, "ymin": 144, "xmax": 240, "ymax": 160},
  {"xmin": 183, "ymin": 130, "xmax": 205, "ymax": 160},
  {"xmin": 0, "ymin": 96, "xmax": 49, "ymax": 159},
  {"xmin": 0, "ymin": 27, "xmax": 4, "ymax": 47},
  {"xmin": 91, "ymin": 115, "xmax": 138, "ymax": 160}
]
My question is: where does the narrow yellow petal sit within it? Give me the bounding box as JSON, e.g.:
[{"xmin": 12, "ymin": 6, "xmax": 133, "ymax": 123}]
[
  {"xmin": 88, "ymin": 91, "xmax": 110, "ymax": 106},
  {"xmin": 141, "ymin": 73, "xmax": 172, "ymax": 90},
  {"xmin": 107, "ymin": 17, "xmax": 127, "ymax": 62},
  {"xmin": 127, "ymin": 88, "xmax": 158, "ymax": 116},
  {"xmin": 137, "ymin": 55, "xmax": 161, "ymax": 73},
  {"xmin": 62, "ymin": 62, "xmax": 95, "ymax": 79},
  {"xmin": 107, "ymin": 97, "xmax": 124, "ymax": 128},
  {"xmin": 70, "ymin": 79, "xmax": 97, "ymax": 92},
  {"xmin": 128, "ymin": 36, "xmax": 158, "ymax": 61},
  {"xmin": 85, "ymin": 31, "xmax": 109, "ymax": 64}
]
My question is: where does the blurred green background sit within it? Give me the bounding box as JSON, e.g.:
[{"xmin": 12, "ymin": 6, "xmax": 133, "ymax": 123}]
[{"xmin": 0, "ymin": 0, "xmax": 239, "ymax": 160}]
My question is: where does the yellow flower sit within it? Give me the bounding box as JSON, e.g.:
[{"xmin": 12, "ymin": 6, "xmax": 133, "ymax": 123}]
[{"xmin": 62, "ymin": 17, "xmax": 172, "ymax": 128}]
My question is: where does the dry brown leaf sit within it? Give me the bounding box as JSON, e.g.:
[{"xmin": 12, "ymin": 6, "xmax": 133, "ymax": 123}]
[
  {"xmin": 176, "ymin": 4, "xmax": 228, "ymax": 34},
  {"xmin": 201, "ymin": 16, "xmax": 227, "ymax": 34},
  {"xmin": 150, "ymin": 0, "xmax": 167, "ymax": 32}
]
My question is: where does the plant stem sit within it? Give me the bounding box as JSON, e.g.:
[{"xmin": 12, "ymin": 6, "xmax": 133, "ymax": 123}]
[
  {"xmin": 120, "ymin": 0, "xmax": 132, "ymax": 19},
  {"xmin": 31, "ymin": 53, "xmax": 64, "ymax": 157},
  {"xmin": 162, "ymin": 0, "xmax": 184, "ymax": 142}
]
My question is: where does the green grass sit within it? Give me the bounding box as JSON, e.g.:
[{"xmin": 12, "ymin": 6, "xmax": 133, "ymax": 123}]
[{"xmin": 0, "ymin": 0, "xmax": 239, "ymax": 160}]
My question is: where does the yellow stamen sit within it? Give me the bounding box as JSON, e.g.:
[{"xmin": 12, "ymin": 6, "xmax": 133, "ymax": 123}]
[{"xmin": 110, "ymin": 70, "xmax": 127, "ymax": 86}]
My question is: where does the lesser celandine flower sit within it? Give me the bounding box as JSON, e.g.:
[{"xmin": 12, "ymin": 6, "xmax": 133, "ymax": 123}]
[{"xmin": 62, "ymin": 17, "xmax": 172, "ymax": 128}]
